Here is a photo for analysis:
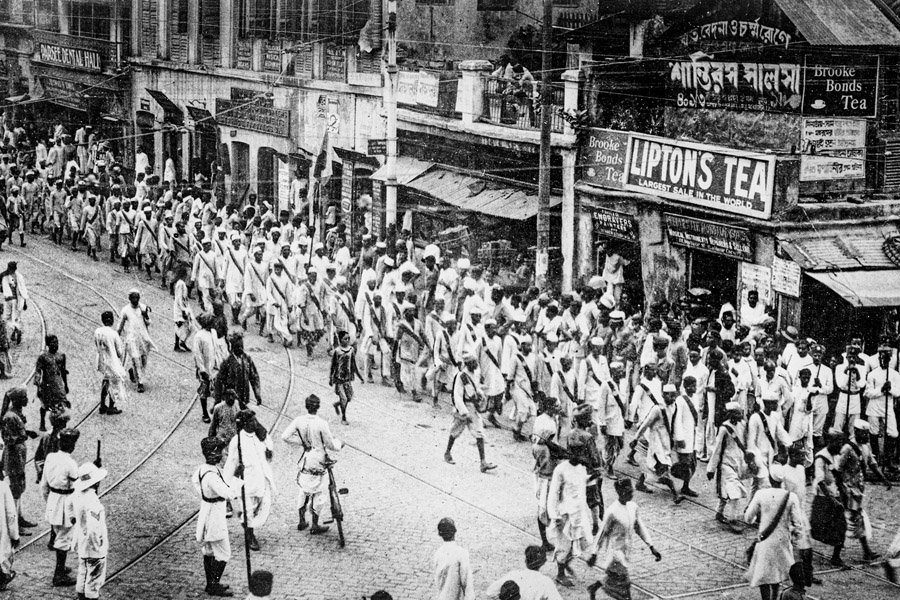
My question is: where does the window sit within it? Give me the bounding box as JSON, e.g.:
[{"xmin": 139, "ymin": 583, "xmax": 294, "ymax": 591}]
[
  {"xmin": 239, "ymin": 0, "xmax": 276, "ymax": 39},
  {"xmin": 279, "ymin": 0, "xmax": 307, "ymax": 40},
  {"xmin": 200, "ymin": 0, "xmax": 220, "ymax": 39},
  {"xmin": 476, "ymin": 0, "xmax": 514, "ymax": 9},
  {"xmin": 177, "ymin": 0, "xmax": 188, "ymax": 34},
  {"xmin": 0, "ymin": 0, "xmax": 9, "ymax": 21},
  {"xmin": 36, "ymin": 0, "xmax": 60, "ymax": 31},
  {"xmin": 64, "ymin": 1, "xmax": 112, "ymax": 40}
]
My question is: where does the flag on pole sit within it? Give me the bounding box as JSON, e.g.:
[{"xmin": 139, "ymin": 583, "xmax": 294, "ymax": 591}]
[{"xmin": 313, "ymin": 129, "xmax": 333, "ymax": 184}]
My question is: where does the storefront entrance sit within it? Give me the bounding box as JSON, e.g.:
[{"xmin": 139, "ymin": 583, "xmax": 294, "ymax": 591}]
[{"xmin": 689, "ymin": 249, "xmax": 739, "ymax": 311}]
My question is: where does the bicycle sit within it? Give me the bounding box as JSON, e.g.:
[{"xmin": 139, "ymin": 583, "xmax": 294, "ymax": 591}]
[{"xmin": 323, "ymin": 458, "xmax": 348, "ymax": 548}]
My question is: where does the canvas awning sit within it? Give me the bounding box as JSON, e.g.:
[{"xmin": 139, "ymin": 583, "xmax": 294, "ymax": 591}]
[
  {"xmin": 806, "ymin": 270, "xmax": 900, "ymax": 307},
  {"xmin": 370, "ymin": 157, "xmax": 433, "ymax": 185},
  {"xmin": 777, "ymin": 225, "xmax": 899, "ymax": 271},
  {"xmin": 405, "ymin": 167, "xmax": 561, "ymax": 220},
  {"xmin": 146, "ymin": 88, "xmax": 183, "ymax": 125}
]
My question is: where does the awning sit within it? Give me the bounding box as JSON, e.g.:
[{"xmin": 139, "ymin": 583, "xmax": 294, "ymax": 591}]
[
  {"xmin": 405, "ymin": 167, "xmax": 562, "ymax": 220},
  {"xmin": 778, "ymin": 225, "xmax": 899, "ymax": 271},
  {"xmin": 4, "ymin": 93, "xmax": 28, "ymax": 104},
  {"xmin": 146, "ymin": 88, "xmax": 183, "ymax": 125},
  {"xmin": 806, "ymin": 270, "xmax": 900, "ymax": 307},
  {"xmin": 185, "ymin": 105, "xmax": 215, "ymax": 127},
  {"xmin": 774, "ymin": 0, "xmax": 900, "ymax": 46},
  {"xmin": 370, "ymin": 157, "xmax": 433, "ymax": 185}
]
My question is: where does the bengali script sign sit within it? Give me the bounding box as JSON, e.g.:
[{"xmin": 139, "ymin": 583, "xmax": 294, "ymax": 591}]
[
  {"xmin": 681, "ymin": 20, "xmax": 792, "ymax": 48},
  {"xmin": 669, "ymin": 54, "xmax": 802, "ymax": 112},
  {"xmin": 665, "ymin": 214, "xmax": 753, "ymax": 262},
  {"xmin": 800, "ymin": 118, "xmax": 866, "ymax": 182},
  {"xmin": 624, "ymin": 134, "xmax": 775, "ymax": 220}
]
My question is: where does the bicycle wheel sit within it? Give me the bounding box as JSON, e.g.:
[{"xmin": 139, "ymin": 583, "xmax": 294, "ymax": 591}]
[{"xmin": 330, "ymin": 485, "xmax": 345, "ymax": 548}]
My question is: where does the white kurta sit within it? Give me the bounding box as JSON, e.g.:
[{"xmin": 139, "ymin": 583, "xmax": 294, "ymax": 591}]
[
  {"xmin": 744, "ymin": 488, "xmax": 802, "ymax": 587},
  {"xmin": 224, "ymin": 246, "xmax": 248, "ymax": 304},
  {"xmin": 595, "ymin": 500, "xmax": 653, "ymax": 569},
  {"xmin": 433, "ymin": 541, "xmax": 474, "ymax": 600},
  {"xmin": 224, "ymin": 431, "xmax": 275, "ymax": 529},
  {"xmin": 0, "ymin": 479, "xmax": 17, "ymax": 575}
]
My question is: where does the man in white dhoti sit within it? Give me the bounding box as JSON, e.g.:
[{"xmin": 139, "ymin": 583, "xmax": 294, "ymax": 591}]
[
  {"xmin": 116, "ymin": 289, "xmax": 157, "ymax": 393},
  {"xmin": 281, "ymin": 394, "xmax": 342, "ymax": 535},
  {"xmin": 224, "ymin": 411, "xmax": 274, "ymax": 552},
  {"xmin": 93, "ymin": 311, "xmax": 125, "ymax": 415},
  {"xmin": 0, "ymin": 262, "xmax": 27, "ymax": 345},
  {"xmin": 223, "ymin": 233, "xmax": 247, "ymax": 325},
  {"xmin": 0, "ymin": 438, "xmax": 19, "ymax": 591}
]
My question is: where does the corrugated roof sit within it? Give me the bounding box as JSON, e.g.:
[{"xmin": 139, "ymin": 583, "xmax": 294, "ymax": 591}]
[
  {"xmin": 778, "ymin": 225, "xmax": 899, "ymax": 270},
  {"xmin": 775, "ymin": 0, "xmax": 900, "ymax": 45},
  {"xmin": 405, "ymin": 168, "xmax": 561, "ymax": 220},
  {"xmin": 370, "ymin": 157, "xmax": 434, "ymax": 185}
]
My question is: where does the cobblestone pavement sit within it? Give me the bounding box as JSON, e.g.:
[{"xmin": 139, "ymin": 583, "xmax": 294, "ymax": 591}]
[{"xmin": 2, "ymin": 237, "xmax": 898, "ymax": 600}]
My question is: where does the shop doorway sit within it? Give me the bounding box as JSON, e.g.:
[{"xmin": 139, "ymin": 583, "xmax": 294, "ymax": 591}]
[
  {"xmin": 689, "ymin": 250, "xmax": 738, "ymax": 310},
  {"xmin": 257, "ymin": 147, "xmax": 277, "ymax": 208},
  {"xmin": 595, "ymin": 238, "xmax": 643, "ymax": 312},
  {"xmin": 231, "ymin": 141, "xmax": 250, "ymax": 204},
  {"xmin": 162, "ymin": 127, "xmax": 183, "ymax": 182}
]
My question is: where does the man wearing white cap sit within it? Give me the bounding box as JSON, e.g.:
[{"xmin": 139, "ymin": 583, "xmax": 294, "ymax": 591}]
[
  {"xmin": 357, "ymin": 282, "xmax": 387, "ymax": 383},
  {"xmin": 72, "ymin": 462, "xmax": 108, "ymax": 600},
  {"xmin": 508, "ymin": 335, "xmax": 538, "ymax": 442},
  {"xmin": 331, "ymin": 276, "xmax": 357, "ymax": 343},
  {"xmin": 631, "ymin": 384, "xmax": 683, "ymax": 502},
  {"xmin": 373, "ymin": 241, "xmax": 389, "ymax": 283},
  {"xmin": 706, "ymin": 402, "xmax": 749, "ymax": 532},
  {"xmin": 157, "ymin": 210, "xmax": 176, "ymax": 288},
  {"xmin": 431, "ymin": 315, "xmax": 463, "ymax": 406},
  {"xmin": 549, "ymin": 354, "xmax": 578, "ymax": 448},
  {"xmin": 444, "ymin": 351, "xmax": 496, "ymax": 472},
  {"xmin": 310, "ymin": 242, "xmax": 328, "ymax": 275},
  {"xmin": 79, "ymin": 193, "xmax": 101, "ymax": 260},
  {"xmin": 134, "ymin": 206, "xmax": 160, "ymax": 281},
  {"xmin": 192, "ymin": 238, "xmax": 220, "ymax": 312},
  {"xmin": 864, "ymin": 345, "xmax": 900, "ymax": 463},
  {"xmin": 480, "ymin": 318, "xmax": 506, "ymax": 428},
  {"xmin": 597, "ymin": 361, "xmax": 628, "ymax": 477},
  {"xmin": 394, "ymin": 302, "xmax": 426, "ymax": 402},
  {"xmin": 117, "ymin": 290, "xmax": 156, "ymax": 394},
  {"xmin": 578, "ymin": 338, "xmax": 611, "ymax": 413},
  {"xmin": 240, "ymin": 246, "xmax": 269, "ymax": 333},
  {"xmin": 223, "ymin": 233, "xmax": 247, "ymax": 324},
  {"xmin": 266, "ymin": 261, "xmax": 294, "ymax": 346},
  {"xmin": 460, "ymin": 277, "xmax": 484, "ymax": 330}
]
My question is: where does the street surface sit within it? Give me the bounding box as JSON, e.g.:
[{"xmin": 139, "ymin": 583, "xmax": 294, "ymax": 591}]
[{"xmin": 0, "ymin": 236, "xmax": 897, "ymax": 600}]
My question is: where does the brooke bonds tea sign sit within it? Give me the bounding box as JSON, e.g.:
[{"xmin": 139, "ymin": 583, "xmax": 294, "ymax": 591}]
[{"xmin": 624, "ymin": 134, "xmax": 775, "ymax": 220}]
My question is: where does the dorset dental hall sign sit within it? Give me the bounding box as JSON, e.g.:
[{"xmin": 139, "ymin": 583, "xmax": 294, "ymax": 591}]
[{"xmin": 624, "ymin": 134, "xmax": 775, "ymax": 220}]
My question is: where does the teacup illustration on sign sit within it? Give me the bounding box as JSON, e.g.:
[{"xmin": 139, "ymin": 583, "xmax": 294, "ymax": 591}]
[{"xmin": 809, "ymin": 99, "xmax": 826, "ymax": 110}]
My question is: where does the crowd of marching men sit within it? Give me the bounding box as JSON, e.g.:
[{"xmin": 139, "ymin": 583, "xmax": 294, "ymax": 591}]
[{"xmin": 0, "ymin": 116, "xmax": 897, "ymax": 599}]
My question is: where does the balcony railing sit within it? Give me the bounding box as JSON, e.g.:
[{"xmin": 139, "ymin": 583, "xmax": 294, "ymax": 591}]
[{"xmin": 482, "ymin": 76, "xmax": 565, "ymax": 132}]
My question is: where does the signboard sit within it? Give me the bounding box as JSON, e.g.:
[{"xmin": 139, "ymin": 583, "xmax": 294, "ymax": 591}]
[
  {"xmin": 771, "ymin": 256, "xmax": 801, "ymax": 298},
  {"xmin": 215, "ymin": 98, "xmax": 291, "ymax": 137},
  {"xmin": 802, "ymin": 54, "xmax": 879, "ymax": 118},
  {"xmin": 416, "ymin": 71, "xmax": 440, "ymax": 107},
  {"xmin": 140, "ymin": 98, "xmax": 151, "ymax": 111},
  {"xmin": 37, "ymin": 42, "xmax": 101, "ymax": 72},
  {"xmin": 323, "ymin": 45, "xmax": 346, "ymax": 82},
  {"xmin": 669, "ymin": 55, "xmax": 802, "ymax": 112},
  {"xmin": 582, "ymin": 129, "xmax": 629, "ymax": 189},
  {"xmin": 800, "ymin": 117, "xmax": 866, "ymax": 181},
  {"xmin": 680, "ymin": 20, "xmax": 792, "ymax": 48},
  {"xmin": 367, "ymin": 138, "xmax": 387, "ymax": 156},
  {"xmin": 277, "ymin": 159, "xmax": 290, "ymax": 213},
  {"xmin": 39, "ymin": 76, "xmax": 84, "ymax": 110},
  {"xmin": 397, "ymin": 71, "xmax": 419, "ymax": 105},
  {"xmin": 592, "ymin": 208, "xmax": 638, "ymax": 242},
  {"xmin": 741, "ymin": 262, "xmax": 773, "ymax": 307},
  {"xmin": 625, "ymin": 134, "xmax": 776, "ymax": 219},
  {"xmin": 665, "ymin": 213, "xmax": 753, "ymax": 261}
]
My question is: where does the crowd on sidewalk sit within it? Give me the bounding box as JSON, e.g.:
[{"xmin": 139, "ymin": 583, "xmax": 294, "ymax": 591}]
[{"xmin": 0, "ymin": 112, "xmax": 896, "ymax": 600}]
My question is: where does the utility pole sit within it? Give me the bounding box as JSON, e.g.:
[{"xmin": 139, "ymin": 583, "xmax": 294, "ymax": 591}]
[
  {"xmin": 535, "ymin": 0, "xmax": 553, "ymax": 287},
  {"xmin": 384, "ymin": 0, "xmax": 399, "ymax": 229}
]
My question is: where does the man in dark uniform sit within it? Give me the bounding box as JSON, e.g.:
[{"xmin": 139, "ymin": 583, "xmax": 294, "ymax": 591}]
[
  {"xmin": 1, "ymin": 387, "xmax": 38, "ymax": 530},
  {"xmin": 215, "ymin": 333, "xmax": 262, "ymax": 409}
]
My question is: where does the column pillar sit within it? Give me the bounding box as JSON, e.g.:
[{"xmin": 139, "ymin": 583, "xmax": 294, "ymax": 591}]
[
  {"xmin": 561, "ymin": 69, "xmax": 584, "ymax": 137},
  {"xmin": 561, "ymin": 149, "xmax": 576, "ymax": 292},
  {"xmin": 220, "ymin": 0, "xmax": 234, "ymax": 68},
  {"xmin": 457, "ymin": 60, "xmax": 493, "ymax": 126}
]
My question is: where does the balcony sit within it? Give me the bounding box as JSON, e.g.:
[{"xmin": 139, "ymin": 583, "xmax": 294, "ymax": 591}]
[
  {"xmin": 482, "ymin": 76, "xmax": 565, "ymax": 133},
  {"xmin": 33, "ymin": 30, "xmax": 124, "ymax": 72}
]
